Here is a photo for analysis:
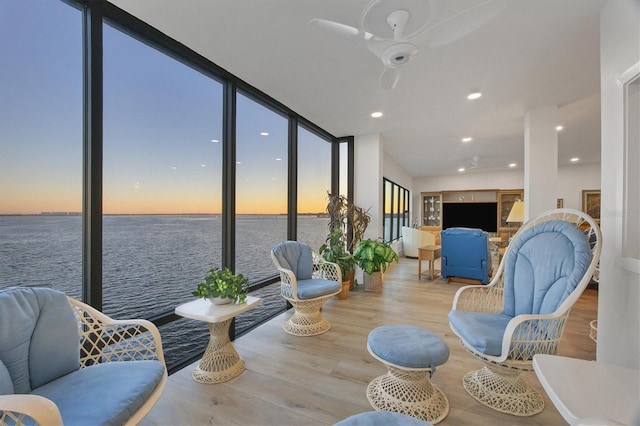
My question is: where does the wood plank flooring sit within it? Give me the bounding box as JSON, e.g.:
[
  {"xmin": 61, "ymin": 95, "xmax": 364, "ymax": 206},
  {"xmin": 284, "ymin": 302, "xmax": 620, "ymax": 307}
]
[{"xmin": 141, "ymin": 256, "xmax": 598, "ymax": 426}]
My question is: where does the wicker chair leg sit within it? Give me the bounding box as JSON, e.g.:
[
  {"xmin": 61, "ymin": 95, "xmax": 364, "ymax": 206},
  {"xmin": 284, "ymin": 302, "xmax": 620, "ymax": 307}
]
[
  {"xmin": 462, "ymin": 365, "xmax": 544, "ymax": 416},
  {"xmin": 366, "ymin": 366, "xmax": 449, "ymax": 424},
  {"xmin": 284, "ymin": 297, "xmax": 332, "ymax": 336}
]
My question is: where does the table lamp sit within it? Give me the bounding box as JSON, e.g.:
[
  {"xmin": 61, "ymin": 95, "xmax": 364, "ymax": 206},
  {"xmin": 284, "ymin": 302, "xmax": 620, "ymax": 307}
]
[{"xmin": 506, "ymin": 200, "xmax": 524, "ymax": 225}]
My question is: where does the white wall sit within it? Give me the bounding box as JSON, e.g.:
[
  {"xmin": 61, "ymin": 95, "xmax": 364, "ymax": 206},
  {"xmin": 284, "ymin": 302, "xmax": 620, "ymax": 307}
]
[
  {"xmin": 415, "ymin": 168, "xmax": 524, "ymax": 192},
  {"xmin": 557, "ymin": 163, "xmax": 601, "ymax": 210},
  {"xmin": 410, "ymin": 164, "xmax": 600, "ymax": 219},
  {"xmin": 383, "ymin": 153, "xmax": 413, "ymax": 190},
  {"xmin": 597, "ymin": 0, "xmax": 640, "ymax": 369},
  {"xmin": 383, "ymin": 152, "xmax": 416, "ymax": 222},
  {"xmin": 354, "ymin": 133, "xmax": 384, "ymax": 240}
]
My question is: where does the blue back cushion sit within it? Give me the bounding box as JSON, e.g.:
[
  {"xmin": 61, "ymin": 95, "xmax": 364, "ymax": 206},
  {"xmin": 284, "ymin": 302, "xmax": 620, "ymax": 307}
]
[
  {"xmin": 0, "ymin": 287, "xmax": 80, "ymax": 394},
  {"xmin": 441, "ymin": 228, "xmax": 490, "ymax": 263},
  {"xmin": 0, "ymin": 359, "xmax": 14, "ymax": 394},
  {"xmin": 502, "ymin": 221, "xmax": 592, "ymax": 317},
  {"xmin": 272, "ymin": 241, "xmax": 313, "ymax": 280}
]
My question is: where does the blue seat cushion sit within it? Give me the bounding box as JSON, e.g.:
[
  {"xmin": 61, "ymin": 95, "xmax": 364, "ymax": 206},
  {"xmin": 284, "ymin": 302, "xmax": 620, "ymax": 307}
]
[
  {"xmin": 367, "ymin": 326, "xmax": 449, "ymax": 369},
  {"xmin": 31, "ymin": 361, "xmax": 165, "ymax": 426},
  {"xmin": 296, "ymin": 279, "xmax": 341, "ymax": 300},
  {"xmin": 334, "ymin": 410, "xmax": 432, "ymax": 426},
  {"xmin": 448, "ymin": 310, "xmax": 512, "ymax": 356}
]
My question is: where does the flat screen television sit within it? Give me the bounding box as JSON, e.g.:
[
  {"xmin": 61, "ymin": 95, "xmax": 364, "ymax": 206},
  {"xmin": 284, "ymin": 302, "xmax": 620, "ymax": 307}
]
[{"xmin": 442, "ymin": 202, "xmax": 498, "ymax": 232}]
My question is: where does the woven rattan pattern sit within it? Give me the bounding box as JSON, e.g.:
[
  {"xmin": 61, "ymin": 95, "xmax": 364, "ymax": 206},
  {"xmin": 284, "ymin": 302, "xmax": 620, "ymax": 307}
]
[
  {"xmin": 462, "ymin": 365, "xmax": 544, "ymax": 416},
  {"xmin": 450, "ymin": 208, "xmax": 602, "ymax": 417},
  {"xmin": 272, "ymin": 249, "xmax": 341, "ymax": 336},
  {"xmin": 367, "ymin": 366, "xmax": 449, "ymax": 424},
  {"xmin": 192, "ymin": 319, "xmax": 245, "ymax": 384},
  {"xmin": 69, "ymin": 298, "xmax": 164, "ymax": 366}
]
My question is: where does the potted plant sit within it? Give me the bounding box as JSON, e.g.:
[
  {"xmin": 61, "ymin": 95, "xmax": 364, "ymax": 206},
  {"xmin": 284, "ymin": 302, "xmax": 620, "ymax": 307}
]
[
  {"xmin": 192, "ymin": 266, "xmax": 249, "ymax": 305},
  {"xmin": 325, "ymin": 191, "xmax": 371, "ymax": 254},
  {"xmin": 319, "ymin": 228, "xmax": 356, "ymax": 299},
  {"xmin": 353, "ymin": 239, "xmax": 399, "ymax": 292}
]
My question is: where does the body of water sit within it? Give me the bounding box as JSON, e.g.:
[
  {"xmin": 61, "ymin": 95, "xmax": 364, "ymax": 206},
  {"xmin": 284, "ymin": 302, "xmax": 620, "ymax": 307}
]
[{"xmin": 0, "ymin": 214, "xmax": 329, "ymax": 367}]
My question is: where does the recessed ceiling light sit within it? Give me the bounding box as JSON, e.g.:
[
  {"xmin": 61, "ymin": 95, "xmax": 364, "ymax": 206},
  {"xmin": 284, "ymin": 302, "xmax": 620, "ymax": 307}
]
[
  {"xmin": 200, "ymin": 164, "xmax": 206, "ymax": 167},
  {"xmin": 556, "ymin": 125, "xmax": 564, "ymax": 131},
  {"xmin": 570, "ymin": 157, "xmax": 579, "ymax": 162},
  {"xmin": 508, "ymin": 163, "xmax": 516, "ymax": 168},
  {"xmin": 462, "ymin": 137, "xmax": 472, "ymax": 142},
  {"xmin": 275, "ymin": 157, "xmax": 282, "ymax": 161},
  {"xmin": 211, "ymin": 139, "xmax": 219, "ymax": 143},
  {"xmin": 371, "ymin": 111, "xmax": 383, "ymax": 118},
  {"xmin": 458, "ymin": 168, "xmax": 465, "ymax": 172},
  {"xmin": 171, "ymin": 166, "xmax": 177, "ymax": 170},
  {"xmin": 467, "ymin": 92, "xmax": 482, "ymax": 100},
  {"xmin": 236, "ymin": 161, "xmax": 242, "ymax": 164},
  {"xmin": 260, "ymin": 132, "xmax": 269, "ymax": 136}
]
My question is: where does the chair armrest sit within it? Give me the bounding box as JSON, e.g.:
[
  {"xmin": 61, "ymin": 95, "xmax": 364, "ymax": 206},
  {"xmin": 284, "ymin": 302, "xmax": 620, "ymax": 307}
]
[
  {"xmin": 500, "ymin": 312, "xmax": 571, "ymax": 362},
  {"xmin": 0, "ymin": 394, "xmax": 63, "ymax": 426},
  {"xmin": 451, "ymin": 259, "xmax": 506, "ymax": 312},
  {"xmin": 452, "ymin": 283, "xmax": 503, "ymax": 313},
  {"xmin": 313, "ymin": 260, "xmax": 341, "ymax": 282},
  {"xmin": 275, "ymin": 266, "xmax": 298, "ymax": 300},
  {"xmin": 68, "ymin": 298, "xmax": 165, "ymax": 367}
]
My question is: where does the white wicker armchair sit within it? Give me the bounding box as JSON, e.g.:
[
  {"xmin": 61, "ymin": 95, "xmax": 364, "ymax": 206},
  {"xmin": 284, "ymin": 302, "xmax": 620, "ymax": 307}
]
[
  {"xmin": 271, "ymin": 241, "xmax": 342, "ymax": 336},
  {"xmin": 448, "ymin": 208, "xmax": 601, "ymax": 416},
  {"xmin": 0, "ymin": 290, "xmax": 167, "ymax": 426}
]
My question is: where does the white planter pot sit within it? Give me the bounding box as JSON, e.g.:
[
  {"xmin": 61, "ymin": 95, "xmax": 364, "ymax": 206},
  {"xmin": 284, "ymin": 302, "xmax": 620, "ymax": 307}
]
[{"xmin": 208, "ymin": 297, "xmax": 233, "ymax": 305}]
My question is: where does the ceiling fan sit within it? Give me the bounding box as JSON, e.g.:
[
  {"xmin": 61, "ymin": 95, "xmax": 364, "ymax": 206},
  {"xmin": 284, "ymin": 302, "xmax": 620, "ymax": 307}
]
[{"xmin": 310, "ymin": 0, "xmax": 507, "ymax": 90}]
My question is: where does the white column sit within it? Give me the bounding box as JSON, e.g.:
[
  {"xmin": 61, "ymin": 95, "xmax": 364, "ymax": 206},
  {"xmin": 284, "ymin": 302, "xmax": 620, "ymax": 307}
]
[
  {"xmin": 524, "ymin": 105, "xmax": 558, "ymax": 221},
  {"xmin": 354, "ymin": 133, "xmax": 383, "ymax": 240}
]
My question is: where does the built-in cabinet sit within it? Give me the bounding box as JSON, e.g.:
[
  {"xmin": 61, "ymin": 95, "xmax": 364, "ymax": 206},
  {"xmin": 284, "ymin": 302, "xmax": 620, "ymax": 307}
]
[
  {"xmin": 421, "ymin": 192, "xmax": 442, "ymax": 227},
  {"xmin": 498, "ymin": 189, "xmax": 524, "ymax": 240},
  {"xmin": 421, "ymin": 189, "xmax": 524, "ymax": 236}
]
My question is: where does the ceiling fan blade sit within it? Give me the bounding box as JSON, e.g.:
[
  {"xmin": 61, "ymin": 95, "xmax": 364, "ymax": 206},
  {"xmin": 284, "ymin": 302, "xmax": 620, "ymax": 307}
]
[
  {"xmin": 380, "ymin": 67, "xmax": 400, "ymax": 90},
  {"xmin": 416, "ymin": 0, "xmax": 508, "ymax": 47},
  {"xmin": 309, "ymin": 18, "xmax": 371, "ymax": 42}
]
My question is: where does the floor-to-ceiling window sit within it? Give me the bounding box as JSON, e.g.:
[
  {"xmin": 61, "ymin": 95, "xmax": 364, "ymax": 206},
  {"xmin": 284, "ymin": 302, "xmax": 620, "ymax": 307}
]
[
  {"xmin": 234, "ymin": 92, "xmax": 290, "ymax": 333},
  {"xmin": 0, "ymin": 0, "xmax": 83, "ymax": 297},
  {"xmin": 102, "ymin": 21, "xmax": 224, "ymax": 365},
  {"xmin": 1, "ymin": 0, "xmax": 347, "ymax": 372},
  {"xmin": 297, "ymin": 126, "xmax": 332, "ymax": 252}
]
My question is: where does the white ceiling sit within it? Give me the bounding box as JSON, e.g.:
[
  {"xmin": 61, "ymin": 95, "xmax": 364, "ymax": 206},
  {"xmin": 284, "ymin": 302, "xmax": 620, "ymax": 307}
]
[{"xmin": 110, "ymin": 0, "xmax": 606, "ymax": 178}]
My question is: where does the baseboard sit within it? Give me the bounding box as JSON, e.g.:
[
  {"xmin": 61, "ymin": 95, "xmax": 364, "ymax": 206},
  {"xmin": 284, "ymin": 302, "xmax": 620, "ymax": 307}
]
[{"xmin": 446, "ymin": 276, "xmax": 484, "ymax": 285}]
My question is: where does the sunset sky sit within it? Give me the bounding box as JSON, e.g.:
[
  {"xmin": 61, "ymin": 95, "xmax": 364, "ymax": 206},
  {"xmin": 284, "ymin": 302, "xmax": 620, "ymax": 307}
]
[{"xmin": 0, "ymin": 0, "xmax": 332, "ymax": 216}]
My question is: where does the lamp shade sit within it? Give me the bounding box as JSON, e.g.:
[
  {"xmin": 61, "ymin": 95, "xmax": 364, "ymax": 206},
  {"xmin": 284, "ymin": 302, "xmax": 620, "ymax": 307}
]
[{"xmin": 506, "ymin": 200, "xmax": 524, "ymax": 223}]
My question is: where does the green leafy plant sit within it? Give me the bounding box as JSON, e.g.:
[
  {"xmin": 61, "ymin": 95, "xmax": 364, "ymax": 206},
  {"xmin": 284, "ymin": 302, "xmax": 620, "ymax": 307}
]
[
  {"xmin": 319, "ymin": 228, "xmax": 356, "ymax": 278},
  {"xmin": 353, "ymin": 239, "xmax": 399, "ymax": 275},
  {"xmin": 192, "ymin": 266, "xmax": 249, "ymax": 304}
]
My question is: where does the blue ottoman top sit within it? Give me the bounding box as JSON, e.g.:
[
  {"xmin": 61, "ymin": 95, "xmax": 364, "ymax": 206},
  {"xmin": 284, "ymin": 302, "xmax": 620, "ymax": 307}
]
[
  {"xmin": 334, "ymin": 410, "xmax": 432, "ymax": 426},
  {"xmin": 368, "ymin": 325, "xmax": 449, "ymax": 369}
]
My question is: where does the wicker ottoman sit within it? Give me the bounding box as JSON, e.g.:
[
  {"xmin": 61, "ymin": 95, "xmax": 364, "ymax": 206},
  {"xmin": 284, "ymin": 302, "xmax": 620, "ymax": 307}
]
[
  {"xmin": 366, "ymin": 326, "xmax": 450, "ymax": 424},
  {"xmin": 334, "ymin": 410, "xmax": 432, "ymax": 425}
]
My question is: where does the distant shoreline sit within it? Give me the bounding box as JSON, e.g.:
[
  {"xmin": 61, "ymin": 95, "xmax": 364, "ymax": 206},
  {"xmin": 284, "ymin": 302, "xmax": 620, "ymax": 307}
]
[{"xmin": 0, "ymin": 212, "xmax": 328, "ymax": 217}]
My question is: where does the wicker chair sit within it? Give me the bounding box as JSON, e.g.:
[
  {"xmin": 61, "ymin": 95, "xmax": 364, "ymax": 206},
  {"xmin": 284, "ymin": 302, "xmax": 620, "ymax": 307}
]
[
  {"xmin": 0, "ymin": 287, "xmax": 167, "ymax": 426},
  {"xmin": 271, "ymin": 241, "xmax": 342, "ymax": 336},
  {"xmin": 448, "ymin": 208, "xmax": 601, "ymax": 416}
]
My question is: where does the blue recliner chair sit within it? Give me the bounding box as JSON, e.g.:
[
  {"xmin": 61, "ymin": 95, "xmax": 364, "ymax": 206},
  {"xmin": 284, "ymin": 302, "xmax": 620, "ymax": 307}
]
[{"xmin": 441, "ymin": 227, "xmax": 492, "ymax": 284}]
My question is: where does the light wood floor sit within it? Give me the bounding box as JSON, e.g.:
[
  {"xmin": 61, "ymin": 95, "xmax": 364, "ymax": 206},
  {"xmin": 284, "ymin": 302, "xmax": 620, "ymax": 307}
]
[{"xmin": 141, "ymin": 256, "xmax": 598, "ymax": 426}]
